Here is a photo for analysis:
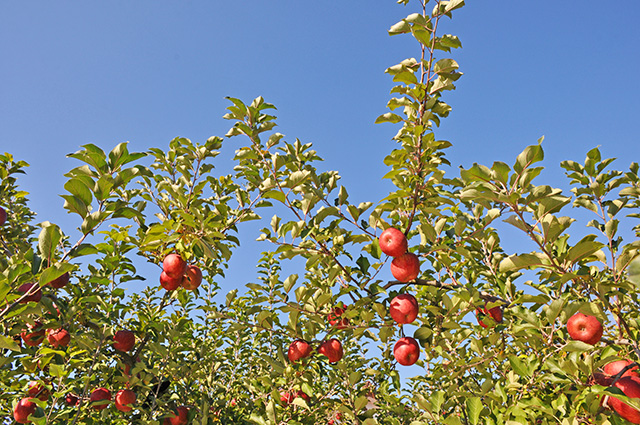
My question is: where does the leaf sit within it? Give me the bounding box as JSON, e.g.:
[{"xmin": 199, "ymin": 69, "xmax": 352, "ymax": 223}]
[
  {"xmin": 508, "ymin": 356, "xmax": 530, "ymax": 378},
  {"xmin": 0, "ymin": 335, "xmax": 20, "ymax": 351},
  {"xmin": 562, "ymin": 340, "xmax": 595, "ymax": 352},
  {"xmin": 465, "ymin": 397, "xmax": 482, "ymax": 425},
  {"xmin": 283, "ymin": 274, "xmax": 298, "ymax": 293},
  {"xmin": 566, "ymin": 236, "xmax": 604, "ymax": 264},
  {"xmin": 375, "ymin": 113, "xmax": 403, "ymax": 124},
  {"xmin": 38, "ymin": 222, "xmax": 62, "ymax": 261}
]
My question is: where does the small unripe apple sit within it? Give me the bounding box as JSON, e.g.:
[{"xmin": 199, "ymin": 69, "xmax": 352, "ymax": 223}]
[
  {"xmin": 89, "ymin": 387, "xmax": 111, "ymax": 410},
  {"xmin": 567, "ymin": 312, "xmax": 603, "ymax": 345},
  {"xmin": 27, "ymin": 381, "xmax": 51, "ymax": 401},
  {"xmin": 379, "ymin": 227, "xmax": 408, "ymax": 257},
  {"xmin": 393, "ymin": 337, "xmax": 420, "ymax": 366},
  {"xmin": 318, "ymin": 338, "xmax": 343, "ymax": 363},
  {"xmin": 166, "ymin": 406, "xmax": 189, "ymax": 425},
  {"xmin": 389, "ymin": 293, "xmax": 419, "ymax": 324},
  {"xmin": 476, "ymin": 304, "xmax": 503, "ymax": 328},
  {"xmin": 182, "ymin": 265, "xmax": 202, "ymax": 290},
  {"xmin": 17, "ymin": 283, "xmax": 42, "ymax": 303},
  {"xmin": 115, "ymin": 389, "xmax": 136, "ymax": 412},
  {"xmin": 21, "ymin": 321, "xmax": 45, "ymax": 347},
  {"xmin": 328, "ymin": 305, "xmax": 349, "ymax": 329},
  {"xmin": 47, "ymin": 272, "xmax": 70, "ymax": 289},
  {"xmin": 390, "ymin": 253, "xmax": 420, "ymax": 283},
  {"xmin": 288, "ymin": 339, "xmax": 313, "ymax": 363},
  {"xmin": 604, "ymin": 360, "xmax": 640, "ymax": 379},
  {"xmin": 47, "ymin": 328, "xmax": 71, "ymax": 348},
  {"xmin": 13, "ymin": 397, "xmax": 37, "ymax": 424},
  {"xmin": 609, "ymin": 376, "xmax": 640, "ymax": 424},
  {"xmin": 163, "ymin": 254, "xmax": 187, "ymax": 279},
  {"xmin": 113, "ymin": 330, "xmax": 136, "ymax": 352},
  {"xmin": 160, "ymin": 271, "xmax": 182, "ymax": 291}
]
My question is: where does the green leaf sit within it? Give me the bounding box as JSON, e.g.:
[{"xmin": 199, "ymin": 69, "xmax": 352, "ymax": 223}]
[
  {"xmin": 465, "ymin": 397, "xmax": 482, "ymax": 425},
  {"xmin": 375, "ymin": 113, "xmax": 403, "ymax": 124},
  {"xmin": 38, "ymin": 222, "xmax": 62, "ymax": 261},
  {"xmin": 0, "ymin": 335, "xmax": 20, "ymax": 351},
  {"xmin": 566, "ymin": 236, "xmax": 604, "ymax": 264},
  {"xmin": 283, "ymin": 274, "xmax": 298, "ymax": 293}
]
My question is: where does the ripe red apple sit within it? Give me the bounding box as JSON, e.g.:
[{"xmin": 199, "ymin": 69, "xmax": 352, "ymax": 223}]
[
  {"xmin": 182, "ymin": 265, "xmax": 202, "ymax": 290},
  {"xmin": 115, "ymin": 389, "xmax": 136, "ymax": 412},
  {"xmin": 47, "ymin": 272, "xmax": 70, "ymax": 289},
  {"xmin": 390, "ymin": 253, "xmax": 420, "ymax": 283},
  {"xmin": 160, "ymin": 271, "xmax": 182, "ymax": 291},
  {"xmin": 609, "ymin": 376, "xmax": 640, "ymax": 424},
  {"xmin": 476, "ymin": 303, "xmax": 503, "ymax": 328},
  {"xmin": 17, "ymin": 283, "xmax": 42, "ymax": 303},
  {"xmin": 27, "ymin": 381, "xmax": 51, "ymax": 401},
  {"xmin": 567, "ymin": 312, "xmax": 603, "ymax": 345},
  {"xmin": 163, "ymin": 254, "xmax": 187, "ymax": 279},
  {"xmin": 0, "ymin": 206, "xmax": 6, "ymax": 226},
  {"xmin": 280, "ymin": 390, "xmax": 309, "ymax": 405},
  {"xmin": 166, "ymin": 406, "xmax": 189, "ymax": 425},
  {"xmin": 328, "ymin": 305, "xmax": 349, "ymax": 329},
  {"xmin": 604, "ymin": 360, "xmax": 640, "ymax": 379},
  {"xmin": 113, "ymin": 330, "xmax": 136, "ymax": 352},
  {"xmin": 389, "ymin": 293, "xmax": 419, "ymax": 325},
  {"xmin": 47, "ymin": 328, "xmax": 70, "ymax": 348},
  {"xmin": 379, "ymin": 227, "xmax": 408, "ymax": 257},
  {"xmin": 65, "ymin": 394, "xmax": 79, "ymax": 406},
  {"xmin": 90, "ymin": 387, "xmax": 111, "ymax": 410},
  {"xmin": 393, "ymin": 336, "xmax": 420, "ymax": 366},
  {"xmin": 288, "ymin": 339, "xmax": 313, "ymax": 363},
  {"xmin": 13, "ymin": 397, "xmax": 37, "ymax": 424},
  {"xmin": 318, "ymin": 338, "xmax": 343, "ymax": 363},
  {"xmin": 21, "ymin": 321, "xmax": 45, "ymax": 347}
]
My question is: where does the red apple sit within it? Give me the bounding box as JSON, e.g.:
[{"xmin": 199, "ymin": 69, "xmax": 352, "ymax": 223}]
[
  {"xmin": 160, "ymin": 271, "xmax": 182, "ymax": 291},
  {"xmin": 115, "ymin": 389, "xmax": 136, "ymax": 412},
  {"xmin": 27, "ymin": 381, "xmax": 50, "ymax": 401},
  {"xmin": 47, "ymin": 272, "xmax": 70, "ymax": 289},
  {"xmin": 288, "ymin": 339, "xmax": 313, "ymax": 362},
  {"xmin": 182, "ymin": 265, "xmax": 202, "ymax": 290},
  {"xmin": 13, "ymin": 397, "xmax": 37, "ymax": 424},
  {"xmin": 328, "ymin": 305, "xmax": 349, "ymax": 329},
  {"xmin": 379, "ymin": 227, "xmax": 408, "ymax": 257},
  {"xmin": 476, "ymin": 303, "xmax": 503, "ymax": 328},
  {"xmin": 0, "ymin": 206, "xmax": 6, "ymax": 226},
  {"xmin": 609, "ymin": 376, "xmax": 640, "ymax": 424},
  {"xmin": 90, "ymin": 387, "xmax": 111, "ymax": 410},
  {"xmin": 390, "ymin": 253, "xmax": 420, "ymax": 283},
  {"xmin": 17, "ymin": 283, "xmax": 42, "ymax": 303},
  {"xmin": 567, "ymin": 312, "xmax": 603, "ymax": 345},
  {"xmin": 163, "ymin": 254, "xmax": 187, "ymax": 279},
  {"xmin": 280, "ymin": 390, "xmax": 309, "ymax": 405},
  {"xmin": 389, "ymin": 293, "xmax": 419, "ymax": 325},
  {"xmin": 166, "ymin": 406, "xmax": 189, "ymax": 425},
  {"xmin": 592, "ymin": 372, "xmax": 614, "ymax": 386},
  {"xmin": 318, "ymin": 338, "xmax": 343, "ymax": 363},
  {"xmin": 113, "ymin": 330, "xmax": 136, "ymax": 352},
  {"xmin": 21, "ymin": 321, "xmax": 45, "ymax": 347},
  {"xmin": 65, "ymin": 394, "xmax": 79, "ymax": 406},
  {"xmin": 393, "ymin": 337, "xmax": 420, "ymax": 366},
  {"xmin": 604, "ymin": 360, "xmax": 640, "ymax": 379},
  {"xmin": 47, "ymin": 328, "xmax": 71, "ymax": 348}
]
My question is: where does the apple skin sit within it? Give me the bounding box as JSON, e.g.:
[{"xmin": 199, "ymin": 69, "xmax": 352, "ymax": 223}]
[
  {"xmin": 390, "ymin": 253, "xmax": 420, "ymax": 283},
  {"xmin": 27, "ymin": 381, "xmax": 51, "ymax": 401},
  {"xmin": 393, "ymin": 337, "xmax": 420, "ymax": 366},
  {"xmin": 604, "ymin": 360, "xmax": 640, "ymax": 379},
  {"xmin": 17, "ymin": 283, "xmax": 42, "ymax": 303},
  {"xmin": 280, "ymin": 390, "xmax": 309, "ymax": 405},
  {"xmin": 379, "ymin": 227, "xmax": 408, "ymax": 257},
  {"xmin": 328, "ymin": 305, "xmax": 349, "ymax": 329},
  {"xmin": 0, "ymin": 206, "xmax": 6, "ymax": 226},
  {"xmin": 90, "ymin": 388, "xmax": 112, "ymax": 410},
  {"xmin": 182, "ymin": 265, "xmax": 202, "ymax": 290},
  {"xmin": 115, "ymin": 389, "xmax": 136, "ymax": 412},
  {"xmin": 47, "ymin": 272, "xmax": 70, "ymax": 289},
  {"xmin": 166, "ymin": 406, "xmax": 189, "ymax": 425},
  {"xmin": 288, "ymin": 339, "xmax": 313, "ymax": 363},
  {"xmin": 476, "ymin": 304, "xmax": 503, "ymax": 328},
  {"xmin": 113, "ymin": 330, "xmax": 136, "ymax": 352},
  {"xmin": 13, "ymin": 397, "xmax": 37, "ymax": 424},
  {"xmin": 609, "ymin": 376, "xmax": 640, "ymax": 424},
  {"xmin": 47, "ymin": 328, "xmax": 71, "ymax": 348},
  {"xmin": 160, "ymin": 271, "xmax": 182, "ymax": 291},
  {"xmin": 318, "ymin": 338, "xmax": 344, "ymax": 363},
  {"xmin": 389, "ymin": 294, "xmax": 419, "ymax": 325},
  {"xmin": 566, "ymin": 312, "xmax": 603, "ymax": 345},
  {"xmin": 21, "ymin": 321, "xmax": 45, "ymax": 347},
  {"xmin": 163, "ymin": 254, "xmax": 187, "ymax": 279},
  {"xmin": 65, "ymin": 394, "xmax": 79, "ymax": 406}
]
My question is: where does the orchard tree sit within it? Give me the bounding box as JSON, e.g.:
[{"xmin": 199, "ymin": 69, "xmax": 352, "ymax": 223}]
[{"xmin": 3, "ymin": 1, "xmax": 640, "ymax": 424}]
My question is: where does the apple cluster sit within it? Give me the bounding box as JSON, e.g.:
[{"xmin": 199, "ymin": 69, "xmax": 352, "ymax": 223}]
[
  {"xmin": 379, "ymin": 227, "xmax": 420, "ymax": 283},
  {"xmin": 593, "ymin": 359, "xmax": 640, "ymax": 423},
  {"xmin": 160, "ymin": 253, "xmax": 202, "ymax": 291}
]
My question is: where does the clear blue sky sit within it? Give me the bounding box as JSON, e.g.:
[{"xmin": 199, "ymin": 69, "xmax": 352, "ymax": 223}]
[{"xmin": 2, "ymin": 1, "xmax": 640, "ymax": 290}]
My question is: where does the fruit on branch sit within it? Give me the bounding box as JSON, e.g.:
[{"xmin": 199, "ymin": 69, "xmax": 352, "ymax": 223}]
[
  {"xmin": 609, "ymin": 376, "xmax": 640, "ymax": 424},
  {"xmin": 280, "ymin": 390, "xmax": 310, "ymax": 405},
  {"xmin": 604, "ymin": 360, "xmax": 640, "ymax": 379},
  {"xmin": 21, "ymin": 321, "xmax": 45, "ymax": 347},
  {"xmin": 476, "ymin": 303, "xmax": 503, "ymax": 328},
  {"xmin": 379, "ymin": 227, "xmax": 408, "ymax": 257},
  {"xmin": 13, "ymin": 397, "xmax": 37, "ymax": 424},
  {"xmin": 65, "ymin": 394, "xmax": 79, "ymax": 406},
  {"xmin": 164, "ymin": 406, "xmax": 189, "ymax": 425},
  {"xmin": 89, "ymin": 387, "xmax": 112, "ymax": 410},
  {"xmin": 592, "ymin": 372, "xmax": 614, "ymax": 386},
  {"xmin": 0, "ymin": 206, "xmax": 6, "ymax": 226},
  {"xmin": 288, "ymin": 339, "xmax": 313, "ymax": 362},
  {"xmin": 163, "ymin": 253, "xmax": 187, "ymax": 279},
  {"xmin": 47, "ymin": 328, "xmax": 70, "ymax": 348},
  {"xmin": 27, "ymin": 381, "xmax": 51, "ymax": 401},
  {"xmin": 115, "ymin": 389, "xmax": 136, "ymax": 412},
  {"xmin": 328, "ymin": 305, "xmax": 349, "ymax": 329},
  {"xmin": 318, "ymin": 338, "xmax": 343, "ymax": 363},
  {"xmin": 17, "ymin": 283, "xmax": 42, "ymax": 303},
  {"xmin": 393, "ymin": 337, "xmax": 420, "ymax": 366},
  {"xmin": 47, "ymin": 272, "xmax": 69, "ymax": 289},
  {"xmin": 113, "ymin": 330, "xmax": 136, "ymax": 352},
  {"xmin": 182, "ymin": 265, "xmax": 202, "ymax": 290},
  {"xmin": 390, "ymin": 253, "xmax": 420, "ymax": 283},
  {"xmin": 160, "ymin": 271, "xmax": 182, "ymax": 291},
  {"xmin": 567, "ymin": 312, "xmax": 603, "ymax": 345},
  {"xmin": 389, "ymin": 293, "xmax": 419, "ymax": 325}
]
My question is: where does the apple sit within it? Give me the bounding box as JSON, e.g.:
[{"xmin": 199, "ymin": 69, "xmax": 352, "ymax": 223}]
[
  {"xmin": 13, "ymin": 397, "xmax": 37, "ymax": 424},
  {"xmin": 163, "ymin": 254, "xmax": 187, "ymax": 279},
  {"xmin": 318, "ymin": 338, "xmax": 343, "ymax": 363},
  {"xmin": 90, "ymin": 387, "xmax": 111, "ymax": 410},
  {"xmin": 604, "ymin": 360, "xmax": 640, "ymax": 379},
  {"xmin": 17, "ymin": 283, "xmax": 42, "ymax": 303},
  {"xmin": 328, "ymin": 305, "xmax": 349, "ymax": 329},
  {"xmin": 47, "ymin": 328, "xmax": 71, "ymax": 348},
  {"xmin": 389, "ymin": 293, "xmax": 419, "ymax": 325},
  {"xmin": 113, "ymin": 330, "xmax": 136, "ymax": 352},
  {"xmin": 0, "ymin": 206, "xmax": 6, "ymax": 226},
  {"xmin": 47, "ymin": 272, "xmax": 70, "ymax": 289},
  {"xmin": 609, "ymin": 376, "xmax": 640, "ymax": 424},
  {"xmin": 390, "ymin": 253, "xmax": 420, "ymax": 283},
  {"xmin": 115, "ymin": 389, "xmax": 136, "ymax": 412},
  {"xmin": 476, "ymin": 303, "xmax": 503, "ymax": 328},
  {"xmin": 592, "ymin": 372, "xmax": 614, "ymax": 386},
  {"xmin": 160, "ymin": 271, "xmax": 182, "ymax": 291},
  {"xmin": 379, "ymin": 227, "xmax": 408, "ymax": 257},
  {"xmin": 27, "ymin": 381, "xmax": 50, "ymax": 401},
  {"xmin": 182, "ymin": 265, "xmax": 202, "ymax": 290},
  {"xmin": 65, "ymin": 394, "xmax": 79, "ymax": 406},
  {"xmin": 165, "ymin": 406, "xmax": 189, "ymax": 425},
  {"xmin": 393, "ymin": 337, "xmax": 420, "ymax": 366},
  {"xmin": 567, "ymin": 312, "xmax": 603, "ymax": 345},
  {"xmin": 280, "ymin": 390, "xmax": 309, "ymax": 405},
  {"xmin": 288, "ymin": 339, "xmax": 313, "ymax": 363},
  {"xmin": 21, "ymin": 321, "xmax": 45, "ymax": 347}
]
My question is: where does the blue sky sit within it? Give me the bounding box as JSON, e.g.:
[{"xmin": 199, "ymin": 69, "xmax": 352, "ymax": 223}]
[{"xmin": 2, "ymin": 1, "xmax": 640, "ymax": 292}]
